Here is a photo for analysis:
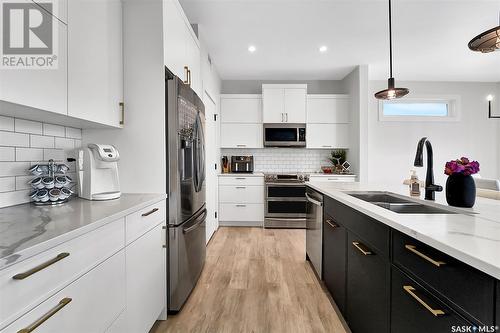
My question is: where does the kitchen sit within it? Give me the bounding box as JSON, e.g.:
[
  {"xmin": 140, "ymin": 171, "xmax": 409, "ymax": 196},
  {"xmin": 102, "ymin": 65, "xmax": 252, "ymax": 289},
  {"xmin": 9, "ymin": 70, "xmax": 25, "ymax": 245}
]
[{"xmin": 0, "ymin": 0, "xmax": 499, "ymax": 332}]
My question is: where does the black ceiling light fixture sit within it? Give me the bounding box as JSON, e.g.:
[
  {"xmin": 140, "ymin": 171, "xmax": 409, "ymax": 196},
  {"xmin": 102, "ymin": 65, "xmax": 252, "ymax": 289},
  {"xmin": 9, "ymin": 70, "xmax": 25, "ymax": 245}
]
[
  {"xmin": 468, "ymin": 12, "xmax": 500, "ymax": 53},
  {"xmin": 375, "ymin": 0, "xmax": 409, "ymax": 100}
]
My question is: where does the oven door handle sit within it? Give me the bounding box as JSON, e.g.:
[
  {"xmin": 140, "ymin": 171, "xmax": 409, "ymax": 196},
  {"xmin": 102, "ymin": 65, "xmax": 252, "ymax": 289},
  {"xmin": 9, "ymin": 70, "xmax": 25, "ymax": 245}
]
[{"xmin": 305, "ymin": 193, "xmax": 323, "ymax": 207}]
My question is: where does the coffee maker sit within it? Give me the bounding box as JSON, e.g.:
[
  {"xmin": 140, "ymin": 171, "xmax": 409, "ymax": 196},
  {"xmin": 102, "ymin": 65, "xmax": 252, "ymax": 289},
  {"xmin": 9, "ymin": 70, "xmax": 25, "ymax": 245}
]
[
  {"xmin": 231, "ymin": 156, "xmax": 254, "ymax": 173},
  {"xmin": 76, "ymin": 144, "xmax": 121, "ymax": 200}
]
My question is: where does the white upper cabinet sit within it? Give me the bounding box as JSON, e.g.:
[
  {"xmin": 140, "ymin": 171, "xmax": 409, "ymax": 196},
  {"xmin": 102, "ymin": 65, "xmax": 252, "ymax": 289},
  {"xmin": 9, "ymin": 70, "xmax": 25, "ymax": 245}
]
[
  {"xmin": 306, "ymin": 124, "xmax": 349, "ymax": 149},
  {"xmin": 220, "ymin": 123, "xmax": 262, "ymax": 148},
  {"xmin": 307, "ymin": 95, "xmax": 349, "ymax": 124},
  {"xmin": 163, "ymin": 0, "xmax": 202, "ymax": 97},
  {"xmin": 67, "ymin": 0, "xmax": 123, "ymax": 127},
  {"xmin": 0, "ymin": 1, "xmax": 68, "ymax": 116},
  {"xmin": 262, "ymin": 84, "xmax": 307, "ymax": 123},
  {"xmin": 220, "ymin": 95, "xmax": 262, "ymax": 123}
]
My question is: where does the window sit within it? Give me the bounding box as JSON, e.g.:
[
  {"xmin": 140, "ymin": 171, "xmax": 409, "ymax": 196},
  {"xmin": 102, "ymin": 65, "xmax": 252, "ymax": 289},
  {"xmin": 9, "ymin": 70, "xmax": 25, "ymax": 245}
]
[{"xmin": 379, "ymin": 95, "xmax": 460, "ymax": 122}]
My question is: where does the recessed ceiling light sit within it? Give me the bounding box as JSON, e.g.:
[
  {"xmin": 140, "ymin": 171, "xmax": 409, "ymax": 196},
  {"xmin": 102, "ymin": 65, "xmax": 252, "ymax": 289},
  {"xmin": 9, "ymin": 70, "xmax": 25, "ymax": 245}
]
[
  {"xmin": 319, "ymin": 45, "xmax": 328, "ymax": 53},
  {"xmin": 248, "ymin": 45, "xmax": 256, "ymax": 53}
]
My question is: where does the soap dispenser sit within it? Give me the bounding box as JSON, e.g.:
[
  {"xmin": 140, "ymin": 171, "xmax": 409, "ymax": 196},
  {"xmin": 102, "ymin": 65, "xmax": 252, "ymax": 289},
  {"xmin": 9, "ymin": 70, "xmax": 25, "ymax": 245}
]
[{"xmin": 409, "ymin": 170, "xmax": 421, "ymax": 197}]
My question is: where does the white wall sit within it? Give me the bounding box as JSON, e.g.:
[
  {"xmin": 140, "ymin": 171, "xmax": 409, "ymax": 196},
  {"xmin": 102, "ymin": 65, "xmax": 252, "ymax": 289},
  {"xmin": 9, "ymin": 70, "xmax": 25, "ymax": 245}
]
[
  {"xmin": 340, "ymin": 65, "xmax": 369, "ymax": 181},
  {"xmin": 367, "ymin": 81, "xmax": 499, "ymax": 186},
  {"xmin": 83, "ymin": 0, "xmax": 166, "ymax": 194}
]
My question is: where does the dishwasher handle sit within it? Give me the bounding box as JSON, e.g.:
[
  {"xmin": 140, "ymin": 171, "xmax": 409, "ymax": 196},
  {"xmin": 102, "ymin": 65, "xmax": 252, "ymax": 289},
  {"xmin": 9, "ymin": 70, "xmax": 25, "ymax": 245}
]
[{"xmin": 305, "ymin": 193, "xmax": 323, "ymax": 207}]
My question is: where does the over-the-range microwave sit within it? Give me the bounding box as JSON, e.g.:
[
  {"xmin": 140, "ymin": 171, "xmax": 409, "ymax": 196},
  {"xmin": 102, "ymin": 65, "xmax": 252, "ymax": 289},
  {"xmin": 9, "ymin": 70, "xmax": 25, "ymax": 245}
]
[{"xmin": 263, "ymin": 123, "xmax": 306, "ymax": 147}]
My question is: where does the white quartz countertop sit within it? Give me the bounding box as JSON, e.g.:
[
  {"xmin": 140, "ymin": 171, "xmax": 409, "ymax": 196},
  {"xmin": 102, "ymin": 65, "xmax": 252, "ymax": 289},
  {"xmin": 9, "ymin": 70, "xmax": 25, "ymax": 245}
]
[
  {"xmin": 306, "ymin": 181, "xmax": 500, "ymax": 280},
  {"xmin": 0, "ymin": 193, "xmax": 166, "ymax": 269},
  {"xmin": 218, "ymin": 172, "xmax": 264, "ymax": 177}
]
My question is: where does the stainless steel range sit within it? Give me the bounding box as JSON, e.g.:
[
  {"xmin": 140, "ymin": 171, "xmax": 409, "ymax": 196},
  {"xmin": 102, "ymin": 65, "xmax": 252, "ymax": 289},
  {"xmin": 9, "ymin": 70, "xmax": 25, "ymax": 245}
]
[{"xmin": 264, "ymin": 173, "xmax": 310, "ymax": 228}]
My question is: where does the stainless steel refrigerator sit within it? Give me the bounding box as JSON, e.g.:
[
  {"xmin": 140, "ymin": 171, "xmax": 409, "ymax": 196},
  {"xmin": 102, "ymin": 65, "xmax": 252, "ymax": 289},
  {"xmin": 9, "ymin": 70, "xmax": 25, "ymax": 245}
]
[{"xmin": 166, "ymin": 68, "xmax": 206, "ymax": 312}]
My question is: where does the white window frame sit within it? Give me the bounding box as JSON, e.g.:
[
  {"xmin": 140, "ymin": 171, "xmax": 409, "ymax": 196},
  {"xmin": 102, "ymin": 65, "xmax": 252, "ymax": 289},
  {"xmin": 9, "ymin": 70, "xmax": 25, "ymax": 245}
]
[{"xmin": 378, "ymin": 95, "xmax": 461, "ymax": 122}]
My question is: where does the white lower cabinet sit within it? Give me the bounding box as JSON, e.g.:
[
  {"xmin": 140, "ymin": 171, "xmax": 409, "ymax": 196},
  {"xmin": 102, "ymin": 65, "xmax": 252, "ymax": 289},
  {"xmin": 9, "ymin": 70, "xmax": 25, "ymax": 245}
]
[
  {"xmin": 220, "ymin": 123, "xmax": 263, "ymax": 148},
  {"xmin": 125, "ymin": 223, "xmax": 166, "ymax": 333},
  {"xmin": 218, "ymin": 176, "xmax": 264, "ymax": 226},
  {"xmin": 4, "ymin": 250, "xmax": 126, "ymax": 333},
  {"xmin": 309, "ymin": 175, "xmax": 356, "ymax": 182},
  {"xmin": 306, "ymin": 123, "xmax": 349, "ymax": 149}
]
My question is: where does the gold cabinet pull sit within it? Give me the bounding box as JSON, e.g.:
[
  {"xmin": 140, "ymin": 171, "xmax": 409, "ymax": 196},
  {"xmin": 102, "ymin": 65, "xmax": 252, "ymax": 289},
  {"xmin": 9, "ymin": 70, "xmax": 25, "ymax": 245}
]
[
  {"xmin": 187, "ymin": 69, "xmax": 191, "ymax": 86},
  {"xmin": 325, "ymin": 219, "xmax": 339, "ymax": 229},
  {"xmin": 142, "ymin": 208, "xmax": 159, "ymax": 217},
  {"xmin": 352, "ymin": 241, "xmax": 373, "ymax": 256},
  {"xmin": 403, "ymin": 285, "xmax": 445, "ymax": 317},
  {"xmin": 17, "ymin": 298, "xmax": 72, "ymax": 333},
  {"xmin": 405, "ymin": 245, "xmax": 446, "ymax": 267},
  {"xmin": 119, "ymin": 102, "xmax": 124, "ymax": 125},
  {"xmin": 13, "ymin": 253, "xmax": 70, "ymax": 280},
  {"xmin": 183, "ymin": 66, "xmax": 189, "ymax": 84}
]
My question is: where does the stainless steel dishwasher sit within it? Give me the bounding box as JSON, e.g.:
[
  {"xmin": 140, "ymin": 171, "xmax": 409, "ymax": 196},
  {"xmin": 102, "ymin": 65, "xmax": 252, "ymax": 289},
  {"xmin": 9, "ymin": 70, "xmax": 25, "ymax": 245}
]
[{"xmin": 305, "ymin": 187, "xmax": 323, "ymax": 278}]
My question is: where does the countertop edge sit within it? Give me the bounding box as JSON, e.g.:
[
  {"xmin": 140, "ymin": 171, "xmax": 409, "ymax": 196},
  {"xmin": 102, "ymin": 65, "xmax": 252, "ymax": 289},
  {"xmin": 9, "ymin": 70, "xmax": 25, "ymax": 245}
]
[
  {"xmin": 0, "ymin": 194, "xmax": 166, "ymax": 271},
  {"xmin": 306, "ymin": 182, "xmax": 500, "ymax": 280}
]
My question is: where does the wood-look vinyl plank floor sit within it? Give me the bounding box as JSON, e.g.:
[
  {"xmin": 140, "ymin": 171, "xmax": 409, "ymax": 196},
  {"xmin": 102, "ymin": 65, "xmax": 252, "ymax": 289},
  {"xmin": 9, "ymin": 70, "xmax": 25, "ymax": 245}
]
[{"xmin": 150, "ymin": 227, "xmax": 348, "ymax": 333}]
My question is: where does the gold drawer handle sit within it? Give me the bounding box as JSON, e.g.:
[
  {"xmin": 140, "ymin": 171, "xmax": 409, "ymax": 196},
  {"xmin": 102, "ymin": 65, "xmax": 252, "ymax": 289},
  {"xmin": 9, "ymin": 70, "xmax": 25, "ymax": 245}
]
[
  {"xmin": 403, "ymin": 285, "xmax": 445, "ymax": 317},
  {"xmin": 352, "ymin": 241, "xmax": 373, "ymax": 256},
  {"xmin": 405, "ymin": 245, "xmax": 446, "ymax": 267},
  {"xmin": 17, "ymin": 298, "xmax": 72, "ymax": 333},
  {"xmin": 13, "ymin": 253, "xmax": 70, "ymax": 280},
  {"xmin": 142, "ymin": 208, "xmax": 159, "ymax": 217},
  {"xmin": 325, "ymin": 219, "xmax": 339, "ymax": 229}
]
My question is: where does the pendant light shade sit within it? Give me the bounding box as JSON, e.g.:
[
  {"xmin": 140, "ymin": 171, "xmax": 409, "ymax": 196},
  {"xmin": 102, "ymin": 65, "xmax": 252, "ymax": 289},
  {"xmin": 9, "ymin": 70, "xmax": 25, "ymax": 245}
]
[
  {"xmin": 375, "ymin": 0, "xmax": 409, "ymax": 100},
  {"xmin": 468, "ymin": 21, "xmax": 500, "ymax": 53}
]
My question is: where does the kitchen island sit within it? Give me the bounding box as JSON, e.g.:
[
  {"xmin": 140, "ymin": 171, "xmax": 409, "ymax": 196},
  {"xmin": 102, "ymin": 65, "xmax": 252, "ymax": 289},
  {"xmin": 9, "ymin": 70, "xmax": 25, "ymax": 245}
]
[{"xmin": 307, "ymin": 181, "xmax": 500, "ymax": 333}]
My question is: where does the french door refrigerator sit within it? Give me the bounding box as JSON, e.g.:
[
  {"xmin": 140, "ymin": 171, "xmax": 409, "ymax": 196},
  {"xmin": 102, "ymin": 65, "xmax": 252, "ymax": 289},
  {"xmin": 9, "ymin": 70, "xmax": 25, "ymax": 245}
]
[{"xmin": 166, "ymin": 67, "xmax": 206, "ymax": 312}]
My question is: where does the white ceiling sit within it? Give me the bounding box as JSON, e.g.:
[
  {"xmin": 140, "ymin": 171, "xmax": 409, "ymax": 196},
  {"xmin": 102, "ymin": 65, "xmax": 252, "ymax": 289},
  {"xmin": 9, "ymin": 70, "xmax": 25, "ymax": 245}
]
[{"xmin": 179, "ymin": 0, "xmax": 500, "ymax": 81}]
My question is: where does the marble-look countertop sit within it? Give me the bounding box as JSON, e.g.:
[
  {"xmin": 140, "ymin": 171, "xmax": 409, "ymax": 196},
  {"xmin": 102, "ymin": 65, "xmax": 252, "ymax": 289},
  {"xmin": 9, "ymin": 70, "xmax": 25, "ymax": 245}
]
[
  {"xmin": 218, "ymin": 172, "xmax": 264, "ymax": 177},
  {"xmin": 0, "ymin": 193, "xmax": 166, "ymax": 269},
  {"xmin": 306, "ymin": 181, "xmax": 500, "ymax": 280}
]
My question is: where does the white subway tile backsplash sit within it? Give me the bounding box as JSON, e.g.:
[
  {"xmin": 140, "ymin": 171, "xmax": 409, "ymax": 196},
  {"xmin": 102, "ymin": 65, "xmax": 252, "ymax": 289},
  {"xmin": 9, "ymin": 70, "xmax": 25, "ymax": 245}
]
[
  {"xmin": 30, "ymin": 135, "xmax": 55, "ymax": 148},
  {"xmin": 55, "ymin": 137, "xmax": 75, "ymax": 150},
  {"xmin": 0, "ymin": 177, "xmax": 15, "ymax": 192},
  {"xmin": 0, "ymin": 131, "xmax": 30, "ymax": 147},
  {"xmin": 14, "ymin": 119, "xmax": 42, "ymax": 135},
  {"xmin": 43, "ymin": 149, "xmax": 65, "ymax": 161},
  {"xmin": 0, "ymin": 116, "xmax": 14, "ymax": 131},
  {"xmin": 66, "ymin": 127, "xmax": 82, "ymax": 139},
  {"xmin": 0, "ymin": 115, "xmax": 82, "ymax": 208},
  {"xmin": 16, "ymin": 148, "xmax": 44, "ymax": 161},
  {"xmin": 0, "ymin": 147, "xmax": 15, "ymax": 161},
  {"xmin": 0, "ymin": 161, "xmax": 31, "ymax": 177},
  {"xmin": 43, "ymin": 123, "xmax": 65, "ymax": 137}
]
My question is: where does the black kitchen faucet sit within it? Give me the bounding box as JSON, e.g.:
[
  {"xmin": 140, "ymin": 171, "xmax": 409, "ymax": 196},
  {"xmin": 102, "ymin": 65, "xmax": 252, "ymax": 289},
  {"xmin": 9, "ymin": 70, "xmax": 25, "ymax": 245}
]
[{"xmin": 414, "ymin": 137, "xmax": 443, "ymax": 201}]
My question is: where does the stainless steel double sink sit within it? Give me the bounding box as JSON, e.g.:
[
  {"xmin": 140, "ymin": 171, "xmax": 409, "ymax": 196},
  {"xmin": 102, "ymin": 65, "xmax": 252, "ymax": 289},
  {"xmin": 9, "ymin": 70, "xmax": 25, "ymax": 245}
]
[{"xmin": 346, "ymin": 191, "xmax": 458, "ymax": 214}]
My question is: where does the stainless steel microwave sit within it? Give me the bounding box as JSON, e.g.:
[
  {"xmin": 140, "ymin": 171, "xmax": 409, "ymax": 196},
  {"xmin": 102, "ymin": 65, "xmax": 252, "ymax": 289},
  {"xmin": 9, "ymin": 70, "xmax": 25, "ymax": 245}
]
[{"xmin": 263, "ymin": 123, "xmax": 306, "ymax": 147}]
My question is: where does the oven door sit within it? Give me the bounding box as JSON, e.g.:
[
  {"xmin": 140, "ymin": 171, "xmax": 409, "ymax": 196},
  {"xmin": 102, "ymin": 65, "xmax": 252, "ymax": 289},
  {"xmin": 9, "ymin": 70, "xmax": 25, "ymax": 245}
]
[{"xmin": 265, "ymin": 183, "xmax": 307, "ymax": 218}]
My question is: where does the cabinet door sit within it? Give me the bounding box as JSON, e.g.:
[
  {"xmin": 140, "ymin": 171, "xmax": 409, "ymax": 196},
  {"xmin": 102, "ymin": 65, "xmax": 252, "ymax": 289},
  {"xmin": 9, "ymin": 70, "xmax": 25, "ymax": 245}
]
[
  {"xmin": 323, "ymin": 217, "xmax": 347, "ymax": 313},
  {"xmin": 220, "ymin": 96, "xmax": 262, "ymax": 123},
  {"xmin": 346, "ymin": 232, "xmax": 390, "ymax": 333},
  {"xmin": 220, "ymin": 123, "xmax": 262, "ymax": 148},
  {"xmin": 284, "ymin": 88, "xmax": 306, "ymax": 123},
  {"xmin": 263, "ymin": 88, "xmax": 284, "ymax": 123},
  {"xmin": 185, "ymin": 30, "xmax": 201, "ymax": 97},
  {"xmin": 306, "ymin": 124, "xmax": 349, "ymax": 149},
  {"xmin": 307, "ymin": 95, "xmax": 349, "ymax": 123},
  {"xmin": 4, "ymin": 251, "xmax": 125, "ymax": 333},
  {"xmin": 391, "ymin": 266, "xmax": 473, "ymax": 333},
  {"xmin": 67, "ymin": 0, "xmax": 122, "ymax": 127},
  {"xmin": 163, "ymin": 0, "xmax": 187, "ymax": 81},
  {"xmin": 126, "ymin": 223, "xmax": 166, "ymax": 333},
  {"xmin": 0, "ymin": 4, "xmax": 67, "ymax": 116}
]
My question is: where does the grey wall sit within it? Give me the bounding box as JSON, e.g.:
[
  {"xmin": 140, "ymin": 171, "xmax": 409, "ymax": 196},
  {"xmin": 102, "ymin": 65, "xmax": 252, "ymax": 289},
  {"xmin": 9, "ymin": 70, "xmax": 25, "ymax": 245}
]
[{"xmin": 221, "ymin": 80, "xmax": 346, "ymax": 94}]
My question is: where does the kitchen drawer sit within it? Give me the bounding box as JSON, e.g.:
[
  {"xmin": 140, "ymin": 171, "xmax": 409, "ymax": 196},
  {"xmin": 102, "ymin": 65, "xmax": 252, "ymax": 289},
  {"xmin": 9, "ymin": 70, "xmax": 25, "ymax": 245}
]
[
  {"xmin": 392, "ymin": 231, "xmax": 495, "ymax": 324},
  {"xmin": 219, "ymin": 203, "xmax": 264, "ymax": 222},
  {"xmin": 125, "ymin": 200, "xmax": 166, "ymax": 244},
  {"xmin": 325, "ymin": 196, "xmax": 390, "ymax": 256},
  {"xmin": 218, "ymin": 176, "xmax": 264, "ymax": 186},
  {"xmin": 391, "ymin": 265, "xmax": 473, "ymax": 333},
  {"xmin": 3, "ymin": 250, "xmax": 126, "ymax": 333},
  {"xmin": 309, "ymin": 175, "xmax": 356, "ymax": 182},
  {"xmin": 219, "ymin": 185, "xmax": 264, "ymax": 203},
  {"xmin": 0, "ymin": 218, "xmax": 125, "ymax": 329}
]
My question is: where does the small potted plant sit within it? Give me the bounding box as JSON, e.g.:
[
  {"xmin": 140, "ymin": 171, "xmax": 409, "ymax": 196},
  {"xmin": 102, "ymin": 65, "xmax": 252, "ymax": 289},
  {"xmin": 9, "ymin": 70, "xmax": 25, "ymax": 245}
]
[
  {"xmin": 444, "ymin": 157, "xmax": 480, "ymax": 208},
  {"xmin": 322, "ymin": 149, "xmax": 347, "ymax": 174}
]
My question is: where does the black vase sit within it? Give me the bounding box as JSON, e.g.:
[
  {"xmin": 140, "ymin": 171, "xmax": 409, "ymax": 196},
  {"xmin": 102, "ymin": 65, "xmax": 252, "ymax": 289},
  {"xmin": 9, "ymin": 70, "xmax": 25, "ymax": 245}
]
[{"xmin": 445, "ymin": 174, "xmax": 476, "ymax": 208}]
